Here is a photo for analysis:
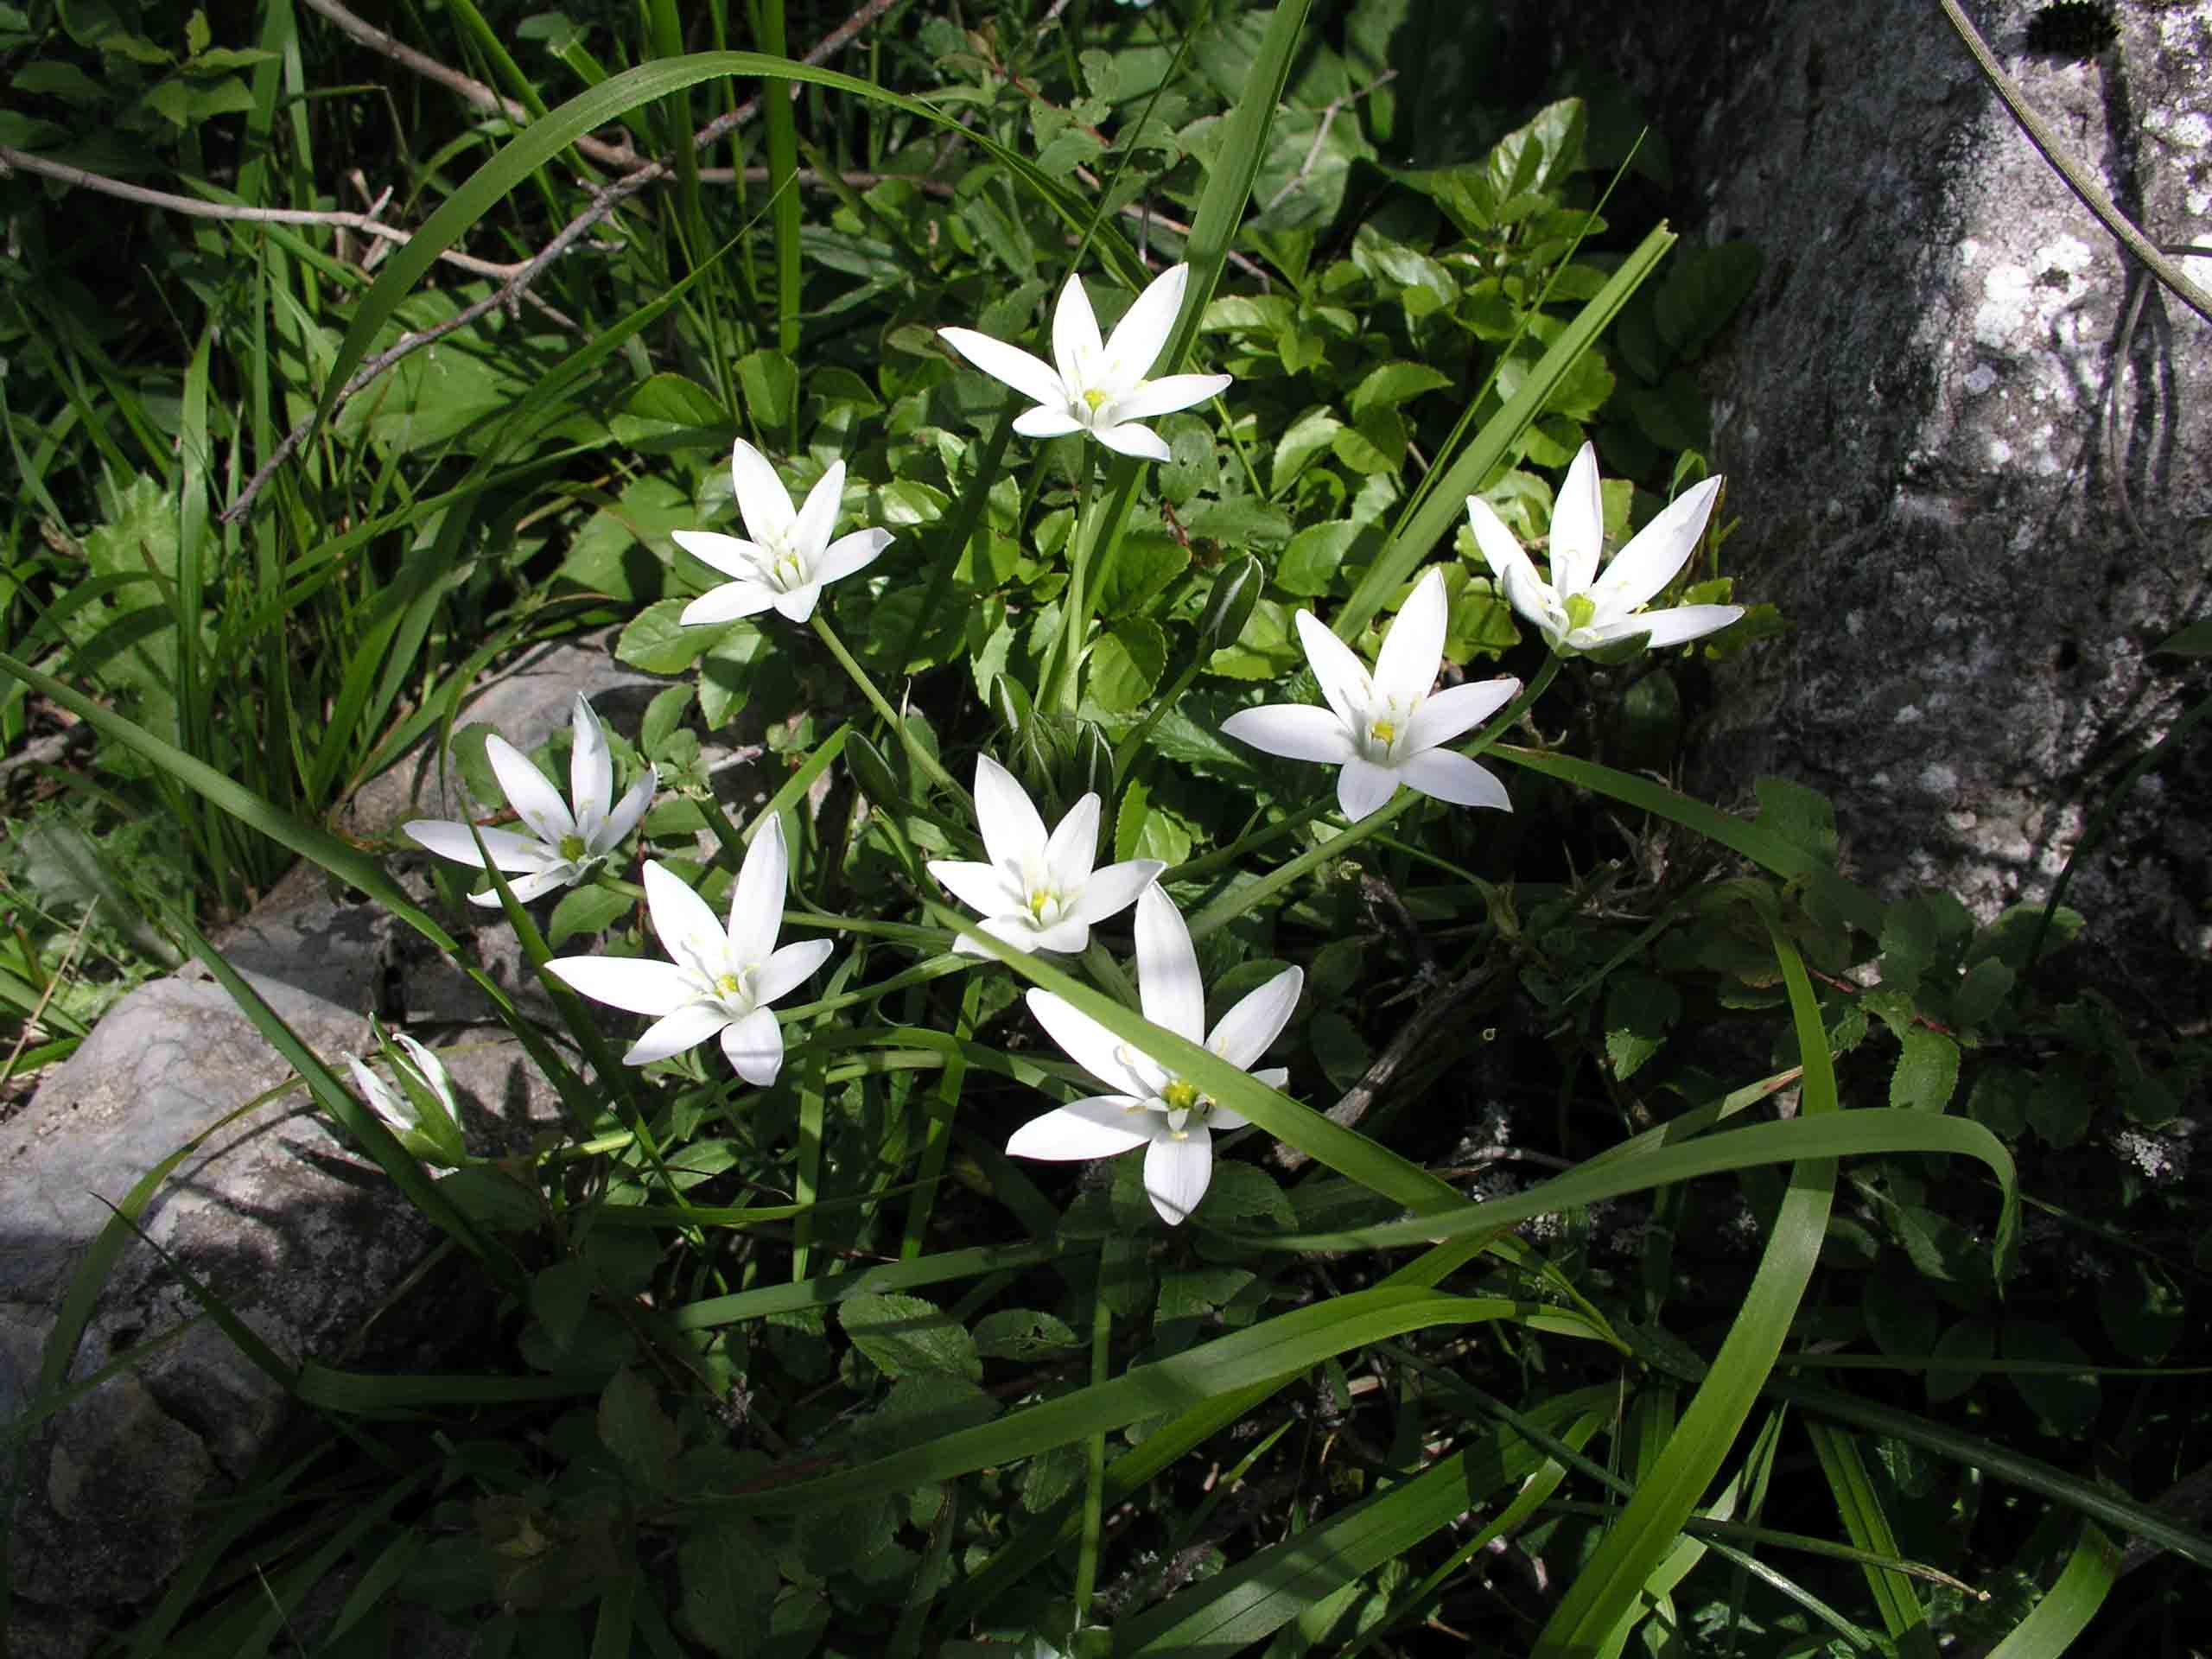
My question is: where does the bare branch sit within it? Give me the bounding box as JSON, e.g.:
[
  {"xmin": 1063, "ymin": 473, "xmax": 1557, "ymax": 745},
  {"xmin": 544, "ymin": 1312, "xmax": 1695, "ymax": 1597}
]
[
  {"xmin": 0, "ymin": 145, "xmax": 527, "ymax": 279},
  {"xmin": 220, "ymin": 0, "xmax": 901, "ymax": 525},
  {"xmin": 297, "ymin": 0, "xmax": 643, "ymax": 171}
]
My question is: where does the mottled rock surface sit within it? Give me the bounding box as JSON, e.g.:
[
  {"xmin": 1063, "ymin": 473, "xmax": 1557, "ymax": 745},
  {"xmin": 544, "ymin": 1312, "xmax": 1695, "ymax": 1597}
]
[
  {"xmin": 1505, "ymin": 0, "xmax": 2212, "ymax": 1025},
  {"xmin": 0, "ymin": 642, "xmax": 699, "ymax": 1658}
]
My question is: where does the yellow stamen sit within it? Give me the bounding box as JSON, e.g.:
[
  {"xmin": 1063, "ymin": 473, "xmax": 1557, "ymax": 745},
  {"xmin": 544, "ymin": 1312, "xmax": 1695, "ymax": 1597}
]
[
  {"xmin": 1161, "ymin": 1079, "xmax": 1200, "ymax": 1113},
  {"xmin": 1082, "ymin": 387, "xmax": 1108, "ymax": 413},
  {"xmin": 558, "ymin": 833, "xmax": 588, "ymax": 861}
]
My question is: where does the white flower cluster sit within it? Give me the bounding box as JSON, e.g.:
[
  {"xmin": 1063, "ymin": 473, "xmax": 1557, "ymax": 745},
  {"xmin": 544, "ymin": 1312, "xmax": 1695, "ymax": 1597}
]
[{"xmin": 385, "ymin": 262, "xmax": 1745, "ymax": 1225}]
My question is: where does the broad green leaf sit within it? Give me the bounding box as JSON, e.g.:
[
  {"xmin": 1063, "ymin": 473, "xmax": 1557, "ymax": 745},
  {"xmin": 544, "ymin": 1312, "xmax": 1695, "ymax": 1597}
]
[
  {"xmin": 1086, "ymin": 619, "xmax": 1167, "ymax": 715},
  {"xmin": 839, "ymin": 1294, "xmax": 982, "ymax": 1382},
  {"xmin": 1276, "ymin": 520, "xmax": 1364, "ymax": 597}
]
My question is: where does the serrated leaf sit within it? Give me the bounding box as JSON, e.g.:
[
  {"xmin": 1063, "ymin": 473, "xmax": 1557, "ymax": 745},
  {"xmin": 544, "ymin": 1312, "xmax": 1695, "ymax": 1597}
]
[
  {"xmin": 1086, "ymin": 619, "xmax": 1167, "ymax": 715},
  {"xmin": 612, "ymin": 372, "xmax": 728, "ymax": 444},
  {"xmin": 546, "ymin": 883, "xmax": 633, "ymax": 948},
  {"xmin": 1350, "ymin": 360, "xmax": 1452, "ymax": 417},
  {"xmin": 1948, "ymin": 957, "xmax": 2014, "ymax": 1027},
  {"xmin": 974, "ymin": 1309, "xmax": 1082, "ymax": 1360},
  {"xmin": 599, "ymin": 1367, "xmax": 680, "ymax": 1491},
  {"xmin": 698, "ymin": 621, "xmax": 768, "ymax": 729},
  {"xmin": 840, "ymin": 1293, "xmax": 982, "ymax": 1382},
  {"xmin": 530, "ymin": 1258, "xmax": 594, "ymax": 1352},
  {"xmin": 1604, "ymin": 974, "xmax": 1680, "ymax": 1082},
  {"xmin": 1276, "ymin": 519, "xmax": 1364, "ymax": 598},
  {"xmin": 1094, "ymin": 531, "xmax": 1190, "ymax": 619},
  {"xmin": 2005, "ymin": 1321, "xmax": 2100, "ymax": 1438},
  {"xmin": 1754, "ymin": 777, "xmax": 1840, "ymax": 868},
  {"xmin": 1273, "ymin": 406, "xmax": 1344, "ymax": 492},
  {"xmin": 618, "ymin": 596, "xmax": 722, "ymax": 674},
  {"xmin": 679, "ymin": 1516, "xmax": 778, "ymax": 1657},
  {"xmin": 2101, "ymin": 1259, "xmax": 2184, "ymax": 1364},
  {"xmin": 1889, "ymin": 1027, "xmax": 1960, "ymax": 1112},
  {"xmin": 1926, "ymin": 1319, "xmax": 1994, "ymax": 1405},
  {"xmin": 736, "ymin": 349, "xmax": 797, "ymax": 432}
]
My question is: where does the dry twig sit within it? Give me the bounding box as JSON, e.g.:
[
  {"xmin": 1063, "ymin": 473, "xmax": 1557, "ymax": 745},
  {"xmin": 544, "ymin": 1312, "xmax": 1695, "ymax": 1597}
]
[
  {"xmin": 0, "ymin": 145, "xmax": 528, "ymax": 279},
  {"xmin": 219, "ymin": 0, "xmax": 900, "ymax": 525}
]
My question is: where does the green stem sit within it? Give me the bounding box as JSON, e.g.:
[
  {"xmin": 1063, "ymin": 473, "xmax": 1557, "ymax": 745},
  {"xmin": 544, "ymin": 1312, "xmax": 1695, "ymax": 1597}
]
[
  {"xmin": 1049, "ymin": 467, "xmax": 1096, "ymax": 717},
  {"xmin": 1071, "ymin": 1289, "xmax": 1113, "ymax": 1628},
  {"xmin": 810, "ymin": 612, "xmax": 973, "ymax": 814},
  {"xmin": 1166, "ymin": 798, "xmax": 1331, "ymax": 887},
  {"xmin": 899, "ymin": 974, "xmax": 984, "ymax": 1260}
]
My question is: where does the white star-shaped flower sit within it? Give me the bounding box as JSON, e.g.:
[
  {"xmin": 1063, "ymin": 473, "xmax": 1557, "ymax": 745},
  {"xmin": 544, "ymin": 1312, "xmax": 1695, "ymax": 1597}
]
[
  {"xmin": 1465, "ymin": 442, "xmax": 1741, "ymax": 653},
  {"xmin": 673, "ymin": 440, "xmax": 893, "ymax": 626},
  {"xmin": 1008, "ymin": 887, "xmax": 1302, "ymax": 1226},
  {"xmin": 938, "ymin": 264, "xmax": 1230, "ymax": 462},
  {"xmin": 404, "ymin": 694, "xmax": 657, "ymax": 906},
  {"xmin": 544, "ymin": 817, "xmax": 832, "ymax": 1084},
  {"xmin": 345, "ymin": 1030, "xmax": 470, "ymax": 1170},
  {"xmin": 1220, "ymin": 568, "xmax": 1521, "ymax": 822},
  {"xmin": 926, "ymin": 755, "xmax": 1163, "ymax": 957}
]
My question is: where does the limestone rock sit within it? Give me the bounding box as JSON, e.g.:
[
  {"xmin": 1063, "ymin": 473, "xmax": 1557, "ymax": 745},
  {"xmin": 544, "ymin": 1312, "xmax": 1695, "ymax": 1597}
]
[{"xmin": 0, "ymin": 640, "xmax": 717, "ymax": 1654}]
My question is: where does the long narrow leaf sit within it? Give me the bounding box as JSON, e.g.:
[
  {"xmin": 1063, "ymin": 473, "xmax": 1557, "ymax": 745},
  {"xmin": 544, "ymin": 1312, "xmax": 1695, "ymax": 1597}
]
[{"xmin": 1533, "ymin": 893, "xmax": 1839, "ymax": 1655}]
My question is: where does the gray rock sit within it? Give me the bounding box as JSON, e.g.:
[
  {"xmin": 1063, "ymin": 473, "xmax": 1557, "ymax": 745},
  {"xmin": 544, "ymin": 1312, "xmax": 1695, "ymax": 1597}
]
[
  {"xmin": 1503, "ymin": 0, "xmax": 2212, "ymax": 1022},
  {"xmin": 0, "ymin": 640, "xmax": 732, "ymax": 1656}
]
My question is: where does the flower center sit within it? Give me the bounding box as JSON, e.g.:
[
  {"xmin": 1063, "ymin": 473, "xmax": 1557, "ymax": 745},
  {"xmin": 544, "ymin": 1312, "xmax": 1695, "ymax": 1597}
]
[
  {"xmin": 766, "ymin": 544, "xmax": 809, "ymax": 593},
  {"xmin": 1025, "ymin": 881, "xmax": 1069, "ymax": 925},
  {"xmin": 1082, "ymin": 386, "xmax": 1109, "ymax": 414},
  {"xmin": 1155, "ymin": 1077, "xmax": 1213, "ymax": 1138},
  {"xmin": 1360, "ymin": 699, "xmax": 1411, "ymax": 763},
  {"xmin": 557, "ymin": 832, "xmax": 589, "ymax": 862},
  {"xmin": 714, "ymin": 970, "xmax": 751, "ymax": 1006},
  {"xmin": 1563, "ymin": 591, "xmax": 1599, "ymax": 632}
]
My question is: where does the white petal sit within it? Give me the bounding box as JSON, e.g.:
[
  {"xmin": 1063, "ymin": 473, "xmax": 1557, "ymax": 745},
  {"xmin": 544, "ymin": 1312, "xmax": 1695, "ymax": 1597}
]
[
  {"xmin": 1293, "ymin": 609, "xmax": 1374, "ymax": 733},
  {"xmin": 1220, "ymin": 703, "xmax": 1357, "ymax": 765},
  {"xmin": 720, "ymin": 1006, "xmax": 786, "ymax": 1085},
  {"xmin": 1495, "ymin": 551, "xmax": 1562, "ymax": 636},
  {"xmin": 1044, "ymin": 793, "xmax": 1101, "ymax": 889},
  {"xmin": 728, "ymin": 438, "xmax": 796, "ymax": 543},
  {"xmin": 597, "ymin": 766, "xmax": 659, "ymax": 854},
  {"xmin": 671, "ymin": 529, "xmax": 769, "ymax": 582},
  {"xmin": 1249, "ymin": 1067, "xmax": 1288, "ymax": 1090},
  {"xmin": 1135, "ymin": 886, "xmax": 1205, "ymax": 1044},
  {"xmin": 682, "ymin": 582, "xmax": 778, "ymax": 626},
  {"xmin": 770, "ymin": 585, "xmax": 822, "ymax": 623},
  {"xmin": 1404, "ymin": 677, "xmax": 1519, "ymax": 754},
  {"xmin": 644, "ymin": 859, "xmax": 729, "ymax": 982},
  {"xmin": 1549, "ymin": 442, "xmax": 1606, "ymax": 597},
  {"xmin": 1207, "ymin": 966, "xmax": 1303, "ymax": 1071},
  {"xmin": 928, "ymin": 858, "xmax": 1024, "ymax": 918},
  {"xmin": 728, "ymin": 816, "xmax": 790, "ymax": 969},
  {"xmin": 626, "ymin": 1001, "xmax": 729, "ymax": 1065},
  {"xmin": 1143, "ymin": 1132, "xmax": 1211, "ymax": 1226},
  {"xmin": 1466, "ymin": 496, "xmax": 1540, "ymax": 589},
  {"xmin": 403, "ymin": 819, "xmax": 552, "ymax": 874},
  {"xmin": 545, "ymin": 954, "xmax": 694, "ymax": 1016},
  {"xmin": 975, "ymin": 754, "xmax": 1050, "ymax": 880},
  {"xmin": 1373, "ymin": 568, "xmax": 1448, "ymax": 710},
  {"xmin": 973, "ymin": 912, "xmax": 1050, "ymax": 953},
  {"xmin": 1025, "ymin": 989, "xmax": 1155, "ymax": 1098},
  {"xmin": 1052, "ymin": 271, "xmax": 1104, "ymax": 394},
  {"xmin": 1030, "ymin": 917, "xmax": 1092, "ymax": 954},
  {"xmin": 1588, "ymin": 602, "xmax": 1743, "ymax": 650},
  {"xmin": 393, "ymin": 1033, "xmax": 456, "ymax": 1110},
  {"xmin": 816, "ymin": 528, "xmax": 891, "ymax": 586},
  {"xmin": 349, "ymin": 1056, "xmax": 414, "ymax": 1134},
  {"xmin": 1396, "ymin": 748, "xmax": 1512, "ymax": 811},
  {"xmin": 468, "ymin": 865, "xmax": 577, "ymax": 906},
  {"xmin": 1006, "ymin": 1098, "xmax": 1154, "ymax": 1161},
  {"xmin": 938, "ymin": 327, "xmax": 1067, "ymax": 410},
  {"xmin": 752, "ymin": 937, "xmax": 834, "ymax": 1007},
  {"xmin": 792, "ymin": 459, "xmax": 845, "ymax": 562},
  {"xmin": 1103, "ymin": 372, "xmax": 1229, "ymax": 425},
  {"xmin": 1336, "ymin": 757, "xmax": 1399, "ymax": 821},
  {"xmin": 1089, "ymin": 422, "xmax": 1172, "ymax": 462},
  {"xmin": 1599, "ymin": 474, "xmax": 1724, "ymax": 610},
  {"xmin": 1069, "ymin": 859, "xmax": 1162, "ymax": 927},
  {"xmin": 1102, "ymin": 263, "xmax": 1189, "ymax": 385},
  {"xmin": 569, "ymin": 694, "xmax": 613, "ymax": 836},
  {"xmin": 486, "ymin": 734, "xmax": 575, "ymax": 847},
  {"xmin": 1013, "ymin": 406, "xmax": 1084, "ymax": 438}
]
